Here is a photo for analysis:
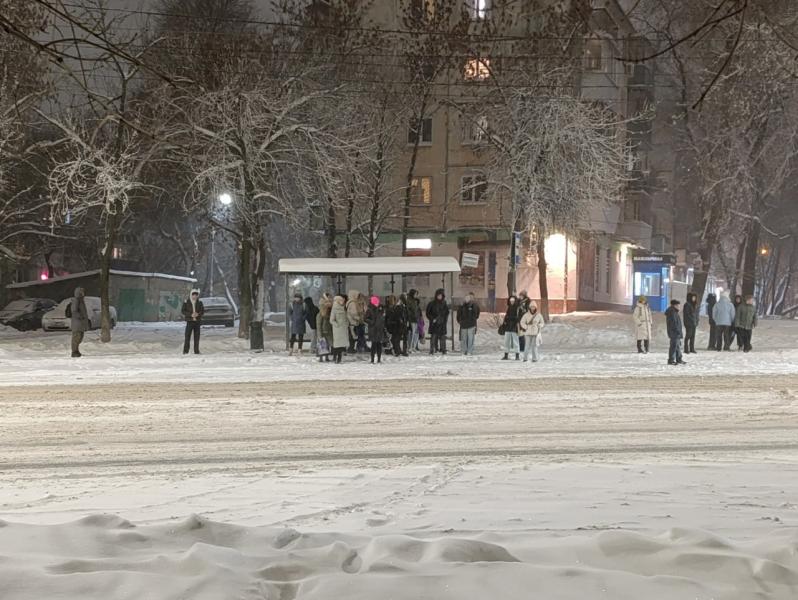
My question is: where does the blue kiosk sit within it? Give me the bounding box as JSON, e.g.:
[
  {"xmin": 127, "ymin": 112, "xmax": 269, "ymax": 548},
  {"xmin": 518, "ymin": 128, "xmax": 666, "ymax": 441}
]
[{"xmin": 632, "ymin": 253, "xmax": 677, "ymax": 313}]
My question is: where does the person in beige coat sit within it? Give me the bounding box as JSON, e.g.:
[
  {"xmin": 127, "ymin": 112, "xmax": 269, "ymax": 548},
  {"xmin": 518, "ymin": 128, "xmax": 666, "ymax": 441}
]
[
  {"xmin": 330, "ymin": 295, "xmax": 349, "ymax": 363},
  {"xmin": 519, "ymin": 301, "xmax": 545, "ymax": 362},
  {"xmin": 346, "ymin": 290, "xmax": 367, "ymax": 352},
  {"xmin": 633, "ymin": 296, "xmax": 653, "ymax": 354}
]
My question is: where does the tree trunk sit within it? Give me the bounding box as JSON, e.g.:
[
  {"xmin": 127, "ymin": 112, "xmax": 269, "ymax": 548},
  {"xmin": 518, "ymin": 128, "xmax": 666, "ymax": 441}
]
[
  {"xmin": 237, "ymin": 235, "xmax": 252, "ymax": 339},
  {"xmin": 345, "ymin": 192, "xmax": 354, "ymax": 258},
  {"xmin": 769, "ymin": 243, "xmax": 782, "ymax": 315},
  {"xmin": 536, "ymin": 225, "xmax": 550, "ymax": 323},
  {"xmin": 401, "ymin": 101, "xmax": 429, "ymax": 259},
  {"xmin": 325, "ymin": 199, "xmax": 337, "ymax": 258},
  {"xmin": 689, "ymin": 233, "xmax": 716, "ymax": 298},
  {"xmin": 99, "ymin": 214, "xmax": 118, "ymax": 343},
  {"xmin": 741, "ymin": 219, "xmax": 761, "ymax": 297},
  {"xmin": 777, "ymin": 234, "xmax": 798, "ymax": 314}
]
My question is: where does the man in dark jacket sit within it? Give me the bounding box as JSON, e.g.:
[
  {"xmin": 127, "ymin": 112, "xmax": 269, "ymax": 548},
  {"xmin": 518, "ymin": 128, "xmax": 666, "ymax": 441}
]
[
  {"xmin": 456, "ymin": 293, "xmax": 481, "ymax": 355},
  {"xmin": 734, "ymin": 295, "xmax": 757, "ymax": 352},
  {"xmin": 705, "ymin": 293, "xmax": 717, "ymax": 350},
  {"xmin": 181, "ymin": 289, "xmax": 204, "ymax": 354},
  {"xmin": 665, "ymin": 299, "xmax": 685, "ymax": 365},
  {"xmin": 406, "ymin": 289, "xmax": 421, "ymax": 351},
  {"xmin": 683, "ymin": 293, "xmax": 699, "ymax": 354},
  {"xmin": 70, "ymin": 286, "xmax": 89, "ymax": 357},
  {"xmin": 386, "ymin": 295, "xmax": 408, "ymax": 356},
  {"xmin": 425, "ymin": 288, "xmax": 450, "ymax": 355},
  {"xmin": 304, "ymin": 297, "xmax": 319, "ymax": 353}
]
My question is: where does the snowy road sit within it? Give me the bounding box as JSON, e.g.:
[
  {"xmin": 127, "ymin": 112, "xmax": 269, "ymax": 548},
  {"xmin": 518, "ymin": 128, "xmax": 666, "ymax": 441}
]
[{"xmin": 3, "ymin": 375, "xmax": 798, "ymax": 479}]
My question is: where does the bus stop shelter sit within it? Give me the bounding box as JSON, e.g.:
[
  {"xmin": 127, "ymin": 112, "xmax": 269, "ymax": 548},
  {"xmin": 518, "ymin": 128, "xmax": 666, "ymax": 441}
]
[{"xmin": 278, "ymin": 257, "xmax": 461, "ymax": 350}]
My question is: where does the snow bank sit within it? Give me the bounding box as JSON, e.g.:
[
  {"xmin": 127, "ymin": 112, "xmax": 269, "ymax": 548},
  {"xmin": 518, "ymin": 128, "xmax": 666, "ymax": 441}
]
[
  {"xmin": 2, "ymin": 514, "xmax": 797, "ymax": 600},
  {"xmin": 0, "ymin": 312, "xmax": 795, "ymax": 386}
]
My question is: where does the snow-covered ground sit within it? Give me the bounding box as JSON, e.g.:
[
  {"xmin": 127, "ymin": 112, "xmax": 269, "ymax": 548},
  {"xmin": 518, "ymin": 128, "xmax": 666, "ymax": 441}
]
[
  {"xmin": 1, "ymin": 313, "xmax": 797, "ymax": 599},
  {"xmin": 1, "ymin": 311, "xmax": 796, "ymax": 385}
]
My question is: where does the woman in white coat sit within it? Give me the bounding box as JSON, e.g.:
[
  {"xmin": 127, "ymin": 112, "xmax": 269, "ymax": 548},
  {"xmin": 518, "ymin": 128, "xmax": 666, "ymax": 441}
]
[
  {"xmin": 330, "ymin": 296, "xmax": 349, "ymax": 363},
  {"xmin": 633, "ymin": 295, "xmax": 653, "ymax": 353},
  {"xmin": 519, "ymin": 301, "xmax": 545, "ymax": 362}
]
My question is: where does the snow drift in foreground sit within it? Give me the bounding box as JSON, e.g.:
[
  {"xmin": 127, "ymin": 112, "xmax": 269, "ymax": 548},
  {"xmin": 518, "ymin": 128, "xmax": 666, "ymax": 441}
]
[{"xmin": 3, "ymin": 514, "xmax": 797, "ymax": 600}]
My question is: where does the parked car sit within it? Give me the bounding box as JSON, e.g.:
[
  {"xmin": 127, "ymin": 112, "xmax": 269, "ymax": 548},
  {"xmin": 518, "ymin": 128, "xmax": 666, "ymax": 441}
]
[
  {"xmin": 0, "ymin": 298, "xmax": 57, "ymax": 331},
  {"xmin": 42, "ymin": 296, "xmax": 117, "ymax": 331},
  {"xmin": 200, "ymin": 296, "xmax": 236, "ymax": 327}
]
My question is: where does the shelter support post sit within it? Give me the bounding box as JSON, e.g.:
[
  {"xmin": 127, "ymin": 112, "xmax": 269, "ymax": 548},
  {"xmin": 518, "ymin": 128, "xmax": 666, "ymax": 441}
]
[
  {"xmin": 450, "ymin": 272, "xmax": 455, "ymax": 351},
  {"xmin": 284, "ymin": 274, "xmax": 290, "ymax": 351}
]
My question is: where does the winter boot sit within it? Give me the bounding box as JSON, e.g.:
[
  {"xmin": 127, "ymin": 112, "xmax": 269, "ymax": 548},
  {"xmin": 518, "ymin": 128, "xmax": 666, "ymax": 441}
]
[
  {"xmin": 644, "ymin": 340, "xmax": 650, "ymax": 353},
  {"xmin": 515, "ymin": 353, "xmax": 520, "ymax": 361},
  {"xmin": 502, "ymin": 353, "xmax": 509, "ymax": 360},
  {"xmin": 637, "ymin": 340, "xmax": 644, "ymax": 354}
]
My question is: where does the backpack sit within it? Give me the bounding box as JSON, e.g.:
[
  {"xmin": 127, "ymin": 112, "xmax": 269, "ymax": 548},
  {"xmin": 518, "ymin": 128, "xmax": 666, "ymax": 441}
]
[{"xmin": 65, "ymin": 302, "xmax": 72, "ymax": 318}]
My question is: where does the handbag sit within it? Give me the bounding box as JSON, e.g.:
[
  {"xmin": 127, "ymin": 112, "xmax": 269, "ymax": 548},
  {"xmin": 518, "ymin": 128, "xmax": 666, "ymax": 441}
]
[
  {"xmin": 498, "ymin": 324, "xmax": 506, "ymax": 336},
  {"xmin": 317, "ymin": 338, "xmax": 330, "ymax": 356}
]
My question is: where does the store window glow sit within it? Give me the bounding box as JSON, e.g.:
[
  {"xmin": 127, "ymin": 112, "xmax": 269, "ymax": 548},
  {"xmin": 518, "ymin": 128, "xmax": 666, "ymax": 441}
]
[{"xmin": 406, "ymin": 238, "xmax": 432, "ymax": 251}]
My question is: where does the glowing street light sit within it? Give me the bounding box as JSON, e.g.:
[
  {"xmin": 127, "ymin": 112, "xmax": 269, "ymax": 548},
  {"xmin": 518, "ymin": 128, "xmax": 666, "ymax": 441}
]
[
  {"xmin": 760, "ymin": 247, "xmax": 769, "ymax": 256},
  {"xmin": 218, "ymin": 193, "xmax": 232, "ymax": 206}
]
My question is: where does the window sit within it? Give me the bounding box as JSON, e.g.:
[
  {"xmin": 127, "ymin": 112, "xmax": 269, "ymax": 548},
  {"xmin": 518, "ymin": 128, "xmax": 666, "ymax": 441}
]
[
  {"xmin": 113, "ymin": 247, "xmax": 124, "ymax": 260},
  {"xmin": 594, "ymin": 246, "xmax": 601, "ymax": 292},
  {"xmin": 605, "ymin": 248, "xmax": 612, "ymax": 293},
  {"xmin": 410, "ymin": 0, "xmax": 435, "ymax": 20},
  {"xmin": 464, "ymin": 58, "xmax": 491, "ymax": 80},
  {"xmin": 585, "ymin": 39, "xmax": 603, "ymax": 71},
  {"xmin": 468, "ymin": 0, "xmax": 491, "ymax": 20},
  {"xmin": 461, "ymin": 174, "xmax": 487, "ymax": 204},
  {"xmin": 408, "ymin": 117, "xmax": 433, "ymax": 145},
  {"xmin": 410, "ymin": 177, "xmax": 432, "ymax": 204},
  {"xmin": 624, "ymin": 197, "xmax": 640, "ymax": 221},
  {"xmin": 462, "ymin": 114, "xmax": 488, "ymax": 144}
]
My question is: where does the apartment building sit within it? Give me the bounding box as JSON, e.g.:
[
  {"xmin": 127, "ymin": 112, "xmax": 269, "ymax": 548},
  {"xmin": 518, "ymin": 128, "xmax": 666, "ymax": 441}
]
[{"xmin": 330, "ymin": 0, "xmax": 674, "ymax": 312}]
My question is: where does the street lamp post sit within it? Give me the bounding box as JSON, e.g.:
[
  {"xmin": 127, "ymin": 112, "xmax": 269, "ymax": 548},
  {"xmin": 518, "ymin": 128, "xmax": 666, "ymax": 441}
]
[{"xmin": 210, "ymin": 193, "xmax": 233, "ymax": 295}]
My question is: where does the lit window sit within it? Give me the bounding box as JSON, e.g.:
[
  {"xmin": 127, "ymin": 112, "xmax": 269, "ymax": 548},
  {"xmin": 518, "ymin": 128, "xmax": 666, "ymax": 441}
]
[
  {"xmin": 461, "ymin": 174, "xmax": 487, "ymax": 204},
  {"xmin": 585, "ymin": 39, "xmax": 603, "ymax": 71},
  {"xmin": 113, "ymin": 247, "xmax": 124, "ymax": 260},
  {"xmin": 406, "ymin": 238, "xmax": 432, "ymax": 250},
  {"xmin": 408, "ymin": 117, "xmax": 433, "ymax": 144},
  {"xmin": 469, "ymin": 0, "xmax": 490, "ymax": 20},
  {"xmin": 464, "ymin": 58, "xmax": 491, "ymax": 80},
  {"xmin": 411, "ymin": 177, "xmax": 432, "ymax": 204}
]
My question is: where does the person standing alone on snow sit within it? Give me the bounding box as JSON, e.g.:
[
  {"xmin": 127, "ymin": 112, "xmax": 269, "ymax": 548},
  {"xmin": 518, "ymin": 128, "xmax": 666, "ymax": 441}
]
[
  {"xmin": 456, "ymin": 293, "xmax": 480, "ymax": 356},
  {"xmin": 633, "ymin": 295, "xmax": 652, "ymax": 354},
  {"xmin": 288, "ymin": 293, "xmax": 306, "ymax": 355},
  {"xmin": 69, "ymin": 286, "xmax": 89, "ymax": 357},
  {"xmin": 665, "ymin": 299, "xmax": 685, "ymax": 365},
  {"xmin": 682, "ymin": 293, "xmax": 699, "ymax": 354},
  {"xmin": 519, "ymin": 301, "xmax": 545, "ymax": 362},
  {"xmin": 426, "ymin": 289, "xmax": 450, "ymax": 355},
  {"xmin": 181, "ymin": 289, "xmax": 204, "ymax": 355}
]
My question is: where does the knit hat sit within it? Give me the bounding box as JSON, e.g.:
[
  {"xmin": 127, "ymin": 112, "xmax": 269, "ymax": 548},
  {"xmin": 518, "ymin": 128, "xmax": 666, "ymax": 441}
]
[
  {"xmin": 191, "ymin": 288, "xmax": 200, "ymax": 296},
  {"xmin": 370, "ymin": 295, "xmax": 380, "ymax": 307}
]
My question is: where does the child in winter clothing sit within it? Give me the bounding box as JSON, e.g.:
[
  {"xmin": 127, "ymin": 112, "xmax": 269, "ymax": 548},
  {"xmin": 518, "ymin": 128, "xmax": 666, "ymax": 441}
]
[{"xmin": 519, "ymin": 301, "xmax": 545, "ymax": 362}]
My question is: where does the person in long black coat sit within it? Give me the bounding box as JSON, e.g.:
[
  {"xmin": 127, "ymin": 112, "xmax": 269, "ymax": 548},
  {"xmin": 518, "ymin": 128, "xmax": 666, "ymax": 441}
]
[
  {"xmin": 705, "ymin": 293, "xmax": 717, "ymax": 350},
  {"xmin": 365, "ymin": 296, "xmax": 386, "ymax": 364},
  {"xmin": 682, "ymin": 292, "xmax": 699, "ymax": 354},
  {"xmin": 665, "ymin": 299, "xmax": 685, "ymax": 365},
  {"xmin": 425, "ymin": 288, "xmax": 450, "ymax": 355}
]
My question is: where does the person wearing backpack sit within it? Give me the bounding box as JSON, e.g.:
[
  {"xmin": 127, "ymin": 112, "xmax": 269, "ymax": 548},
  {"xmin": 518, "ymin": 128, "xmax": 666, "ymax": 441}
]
[{"xmin": 68, "ymin": 286, "xmax": 89, "ymax": 358}]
